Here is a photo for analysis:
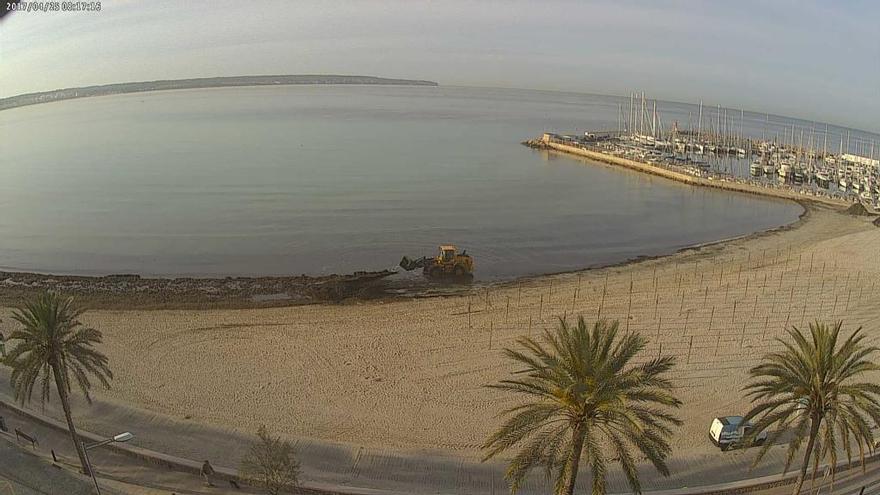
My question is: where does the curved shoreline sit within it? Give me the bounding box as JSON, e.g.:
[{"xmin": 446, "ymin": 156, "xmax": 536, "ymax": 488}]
[
  {"xmin": 2, "ymin": 204, "xmax": 878, "ymax": 495},
  {"xmin": 0, "ymin": 204, "xmax": 809, "ymax": 310},
  {"xmin": 0, "ymin": 203, "xmax": 805, "ymax": 310},
  {"xmin": 0, "ymin": 75, "xmax": 439, "ymax": 113},
  {"xmin": 504, "ymin": 199, "xmax": 810, "ymax": 289}
]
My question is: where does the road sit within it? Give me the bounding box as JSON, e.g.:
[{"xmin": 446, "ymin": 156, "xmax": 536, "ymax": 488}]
[
  {"xmin": 2, "ymin": 398, "xmax": 880, "ymax": 495},
  {"xmin": 3, "ymin": 391, "xmax": 880, "ymax": 495},
  {"xmin": 0, "ymin": 434, "xmax": 97, "ymax": 495}
]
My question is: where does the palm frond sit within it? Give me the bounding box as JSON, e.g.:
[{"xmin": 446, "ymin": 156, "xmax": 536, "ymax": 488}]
[
  {"xmin": 4, "ymin": 292, "xmax": 113, "ymax": 406},
  {"xmin": 483, "ymin": 316, "xmax": 681, "ymax": 494},
  {"xmin": 742, "ymin": 320, "xmax": 880, "ymax": 483}
]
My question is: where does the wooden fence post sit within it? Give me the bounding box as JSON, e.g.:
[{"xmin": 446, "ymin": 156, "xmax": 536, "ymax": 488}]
[
  {"xmin": 489, "ymin": 321, "xmax": 493, "ymax": 350},
  {"xmin": 539, "ymin": 295, "xmax": 544, "ymax": 321},
  {"xmin": 687, "ymin": 336, "xmax": 694, "ymax": 364},
  {"xmin": 707, "ymin": 306, "xmax": 715, "ymax": 334},
  {"xmin": 626, "ymin": 279, "xmax": 633, "ymax": 332},
  {"xmin": 753, "ymin": 293, "xmax": 759, "ymax": 318}
]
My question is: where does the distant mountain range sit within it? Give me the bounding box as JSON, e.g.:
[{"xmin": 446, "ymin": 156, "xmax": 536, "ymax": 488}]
[{"xmin": 0, "ymin": 75, "xmax": 439, "ymax": 111}]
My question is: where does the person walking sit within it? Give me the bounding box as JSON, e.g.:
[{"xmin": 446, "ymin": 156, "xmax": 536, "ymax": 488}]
[
  {"xmin": 0, "ymin": 330, "xmax": 6, "ymax": 359},
  {"xmin": 200, "ymin": 460, "xmax": 215, "ymax": 486}
]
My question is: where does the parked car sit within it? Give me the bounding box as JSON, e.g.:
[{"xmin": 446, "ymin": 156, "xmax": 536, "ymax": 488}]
[{"xmin": 709, "ymin": 416, "xmax": 767, "ymax": 451}]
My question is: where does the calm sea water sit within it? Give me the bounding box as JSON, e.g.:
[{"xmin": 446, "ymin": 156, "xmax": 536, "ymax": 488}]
[{"xmin": 0, "ymin": 86, "xmax": 807, "ymax": 280}]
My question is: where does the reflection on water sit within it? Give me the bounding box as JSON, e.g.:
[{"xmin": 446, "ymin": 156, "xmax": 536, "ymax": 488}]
[{"xmin": 0, "ymin": 86, "xmax": 804, "ymax": 279}]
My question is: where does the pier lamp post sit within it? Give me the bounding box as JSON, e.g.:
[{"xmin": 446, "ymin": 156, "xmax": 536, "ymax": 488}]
[{"xmin": 82, "ymin": 431, "xmax": 134, "ymax": 495}]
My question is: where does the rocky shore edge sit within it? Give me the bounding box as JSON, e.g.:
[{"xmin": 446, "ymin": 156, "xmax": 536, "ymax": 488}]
[{"xmin": 0, "ymin": 269, "xmax": 398, "ymax": 309}]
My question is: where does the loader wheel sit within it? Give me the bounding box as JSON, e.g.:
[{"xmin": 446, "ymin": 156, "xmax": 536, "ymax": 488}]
[
  {"xmin": 453, "ymin": 266, "xmax": 466, "ymax": 276},
  {"xmin": 428, "ymin": 266, "xmax": 442, "ymax": 278}
]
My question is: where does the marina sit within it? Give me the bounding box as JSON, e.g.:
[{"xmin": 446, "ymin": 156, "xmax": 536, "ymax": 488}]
[{"xmin": 528, "ymin": 93, "xmax": 880, "ymax": 210}]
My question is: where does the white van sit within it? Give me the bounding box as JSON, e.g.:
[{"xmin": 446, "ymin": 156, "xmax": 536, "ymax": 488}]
[{"xmin": 709, "ymin": 416, "xmax": 767, "ymax": 451}]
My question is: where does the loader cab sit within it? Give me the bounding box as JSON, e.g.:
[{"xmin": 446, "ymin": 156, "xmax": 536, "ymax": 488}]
[
  {"xmin": 417, "ymin": 244, "xmax": 474, "ymax": 279},
  {"xmin": 439, "ymin": 245, "xmax": 456, "ymax": 263}
]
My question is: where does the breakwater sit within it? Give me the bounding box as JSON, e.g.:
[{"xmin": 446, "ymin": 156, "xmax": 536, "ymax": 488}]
[{"xmin": 527, "ymin": 135, "xmax": 851, "ymax": 208}]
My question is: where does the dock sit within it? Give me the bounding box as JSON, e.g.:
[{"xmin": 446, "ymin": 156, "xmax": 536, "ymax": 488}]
[
  {"xmin": 527, "ymin": 135, "xmax": 851, "ymax": 208},
  {"xmin": 525, "ymin": 92, "xmax": 880, "ymax": 210}
]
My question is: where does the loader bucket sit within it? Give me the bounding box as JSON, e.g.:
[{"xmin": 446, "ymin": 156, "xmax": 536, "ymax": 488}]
[{"xmin": 399, "ymin": 256, "xmax": 416, "ymax": 271}]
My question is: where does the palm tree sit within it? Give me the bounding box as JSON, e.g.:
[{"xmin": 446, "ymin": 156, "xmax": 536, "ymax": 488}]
[
  {"xmin": 4, "ymin": 292, "xmax": 113, "ymax": 474},
  {"xmin": 742, "ymin": 321, "xmax": 880, "ymax": 495},
  {"xmin": 483, "ymin": 317, "xmax": 681, "ymax": 495}
]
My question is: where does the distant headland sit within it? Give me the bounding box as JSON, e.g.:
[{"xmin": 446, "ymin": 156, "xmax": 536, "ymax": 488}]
[{"xmin": 0, "ymin": 75, "xmax": 439, "ymax": 111}]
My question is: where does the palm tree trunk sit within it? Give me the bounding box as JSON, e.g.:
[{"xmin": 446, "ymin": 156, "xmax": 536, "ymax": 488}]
[
  {"xmin": 791, "ymin": 417, "xmax": 821, "ymax": 495},
  {"xmin": 52, "ymin": 361, "xmax": 91, "ymax": 475},
  {"xmin": 562, "ymin": 423, "xmax": 586, "ymax": 495}
]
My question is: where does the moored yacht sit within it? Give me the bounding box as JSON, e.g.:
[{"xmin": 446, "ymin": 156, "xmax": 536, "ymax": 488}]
[
  {"xmin": 749, "ymin": 161, "xmax": 763, "ymax": 176},
  {"xmin": 777, "ymin": 163, "xmax": 791, "ymax": 179}
]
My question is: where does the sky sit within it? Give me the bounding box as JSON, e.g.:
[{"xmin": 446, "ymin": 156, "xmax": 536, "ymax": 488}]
[{"xmin": 1, "ymin": 0, "xmax": 879, "ymax": 132}]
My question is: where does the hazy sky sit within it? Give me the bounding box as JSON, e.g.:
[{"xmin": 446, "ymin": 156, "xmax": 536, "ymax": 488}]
[{"xmin": 2, "ymin": 1, "xmax": 879, "ymax": 131}]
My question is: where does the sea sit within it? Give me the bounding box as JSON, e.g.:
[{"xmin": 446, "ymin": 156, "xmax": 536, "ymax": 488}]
[{"xmin": 0, "ymin": 85, "xmax": 833, "ymax": 280}]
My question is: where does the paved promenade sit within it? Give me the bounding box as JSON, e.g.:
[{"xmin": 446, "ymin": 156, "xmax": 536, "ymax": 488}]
[
  {"xmin": 0, "ymin": 434, "xmax": 106, "ymax": 495},
  {"xmin": 3, "ymin": 382, "xmax": 870, "ymax": 495}
]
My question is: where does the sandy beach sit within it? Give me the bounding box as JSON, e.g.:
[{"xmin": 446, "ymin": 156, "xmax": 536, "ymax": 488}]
[{"xmin": 2, "ymin": 201, "xmax": 878, "ymax": 470}]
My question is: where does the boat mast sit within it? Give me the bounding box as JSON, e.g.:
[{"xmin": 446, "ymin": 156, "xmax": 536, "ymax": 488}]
[
  {"xmin": 799, "ymin": 128, "xmax": 804, "ymax": 160},
  {"xmin": 639, "ymin": 91, "xmax": 645, "ymax": 136},
  {"xmin": 618, "ymin": 103, "xmax": 622, "ymax": 134},
  {"xmin": 808, "ymin": 127, "xmax": 813, "ymax": 167},
  {"xmin": 724, "ymin": 108, "xmax": 729, "ymax": 146},
  {"xmin": 652, "ymin": 100, "xmax": 657, "ymax": 139},
  {"xmin": 823, "ymin": 124, "xmax": 828, "ymax": 156},
  {"xmin": 698, "ymin": 99, "xmax": 703, "ymax": 141},
  {"xmin": 629, "ymin": 92, "xmax": 634, "ymax": 135}
]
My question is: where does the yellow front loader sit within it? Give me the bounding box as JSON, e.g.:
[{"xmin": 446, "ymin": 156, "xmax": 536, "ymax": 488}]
[{"xmin": 399, "ymin": 245, "xmax": 474, "ymax": 278}]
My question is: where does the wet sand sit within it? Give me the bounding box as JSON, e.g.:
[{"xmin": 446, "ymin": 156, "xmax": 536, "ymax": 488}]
[{"xmin": 2, "ymin": 203, "xmax": 878, "ymax": 466}]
